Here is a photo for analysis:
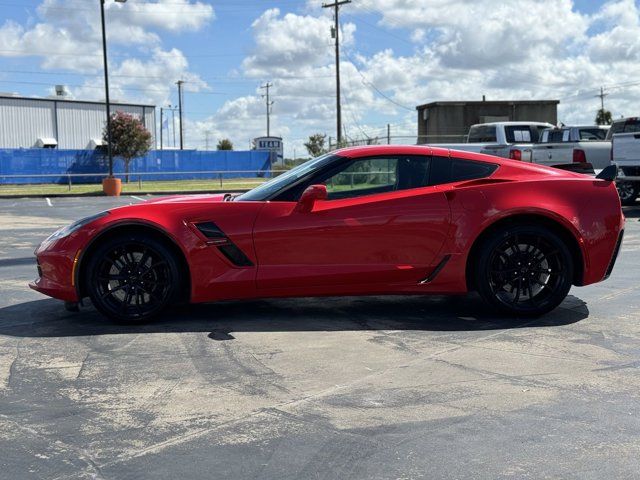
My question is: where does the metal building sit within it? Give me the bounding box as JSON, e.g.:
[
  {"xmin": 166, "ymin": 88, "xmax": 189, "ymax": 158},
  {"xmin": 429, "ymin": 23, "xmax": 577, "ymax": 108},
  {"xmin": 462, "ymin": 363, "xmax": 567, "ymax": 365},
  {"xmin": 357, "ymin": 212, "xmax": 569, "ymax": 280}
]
[
  {"xmin": 0, "ymin": 94, "xmax": 156, "ymax": 149},
  {"xmin": 416, "ymin": 99, "xmax": 559, "ymax": 144}
]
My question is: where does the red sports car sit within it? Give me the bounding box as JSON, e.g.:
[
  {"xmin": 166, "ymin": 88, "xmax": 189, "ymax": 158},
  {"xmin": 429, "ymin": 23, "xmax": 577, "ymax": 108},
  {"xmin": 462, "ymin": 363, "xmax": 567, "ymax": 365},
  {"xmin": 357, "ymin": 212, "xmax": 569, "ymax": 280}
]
[{"xmin": 30, "ymin": 146, "xmax": 624, "ymax": 322}]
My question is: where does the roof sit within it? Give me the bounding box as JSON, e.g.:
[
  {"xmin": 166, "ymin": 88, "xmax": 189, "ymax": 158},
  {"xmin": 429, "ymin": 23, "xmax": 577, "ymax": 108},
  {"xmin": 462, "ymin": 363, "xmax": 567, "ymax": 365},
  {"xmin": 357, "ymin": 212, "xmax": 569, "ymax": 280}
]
[
  {"xmin": 333, "ymin": 144, "xmax": 581, "ymax": 179},
  {"xmin": 0, "ymin": 94, "xmax": 155, "ymax": 109},
  {"xmin": 416, "ymin": 100, "xmax": 560, "ymax": 110},
  {"xmin": 469, "ymin": 121, "xmax": 554, "ymax": 127}
]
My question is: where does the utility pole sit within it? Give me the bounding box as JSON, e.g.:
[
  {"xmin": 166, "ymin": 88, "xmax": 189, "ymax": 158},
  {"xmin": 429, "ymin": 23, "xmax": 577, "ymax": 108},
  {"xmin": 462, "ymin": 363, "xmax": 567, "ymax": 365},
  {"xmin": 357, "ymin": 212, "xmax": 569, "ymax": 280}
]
[
  {"xmin": 260, "ymin": 82, "xmax": 274, "ymax": 137},
  {"xmin": 322, "ymin": 0, "xmax": 350, "ymax": 145},
  {"xmin": 160, "ymin": 107, "xmax": 164, "ymax": 150},
  {"xmin": 170, "ymin": 107, "xmax": 176, "ymax": 147},
  {"xmin": 596, "ymin": 86, "xmax": 609, "ymax": 111},
  {"xmin": 387, "ymin": 123, "xmax": 391, "ymax": 145},
  {"xmin": 176, "ymin": 80, "xmax": 184, "ymax": 150},
  {"xmin": 205, "ymin": 131, "xmax": 210, "ymax": 150}
]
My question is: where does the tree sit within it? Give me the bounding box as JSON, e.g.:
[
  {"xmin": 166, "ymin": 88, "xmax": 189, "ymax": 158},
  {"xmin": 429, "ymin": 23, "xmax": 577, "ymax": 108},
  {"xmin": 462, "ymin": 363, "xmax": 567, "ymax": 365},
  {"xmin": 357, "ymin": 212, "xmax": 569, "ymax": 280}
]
[
  {"xmin": 304, "ymin": 133, "xmax": 327, "ymax": 157},
  {"xmin": 103, "ymin": 111, "xmax": 152, "ymax": 183},
  {"xmin": 595, "ymin": 108, "xmax": 613, "ymax": 125},
  {"xmin": 217, "ymin": 138, "xmax": 234, "ymax": 150}
]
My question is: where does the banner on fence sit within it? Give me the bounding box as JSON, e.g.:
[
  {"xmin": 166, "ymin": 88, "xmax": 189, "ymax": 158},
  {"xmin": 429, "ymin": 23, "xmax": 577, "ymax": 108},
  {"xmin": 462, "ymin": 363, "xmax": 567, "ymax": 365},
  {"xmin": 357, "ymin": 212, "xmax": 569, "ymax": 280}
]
[{"xmin": 0, "ymin": 149, "xmax": 272, "ymax": 184}]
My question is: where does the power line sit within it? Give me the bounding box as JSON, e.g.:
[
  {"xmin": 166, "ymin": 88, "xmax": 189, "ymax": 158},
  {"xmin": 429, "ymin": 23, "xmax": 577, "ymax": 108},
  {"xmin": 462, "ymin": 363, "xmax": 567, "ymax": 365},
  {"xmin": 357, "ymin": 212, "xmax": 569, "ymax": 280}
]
[{"xmin": 342, "ymin": 50, "xmax": 414, "ymax": 111}]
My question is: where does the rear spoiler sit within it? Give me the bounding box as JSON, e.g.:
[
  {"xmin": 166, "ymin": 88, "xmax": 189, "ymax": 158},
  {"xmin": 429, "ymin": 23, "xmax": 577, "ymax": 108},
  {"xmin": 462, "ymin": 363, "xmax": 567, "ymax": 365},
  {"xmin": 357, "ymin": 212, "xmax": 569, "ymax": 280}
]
[
  {"xmin": 595, "ymin": 164, "xmax": 617, "ymax": 182},
  {"xmin": 552, "ymin": 162, "xmax": 595, "ymax": 175},
  {"xmin": 552, "ymin": 162, "xmax": 617, "ymax": 181}
]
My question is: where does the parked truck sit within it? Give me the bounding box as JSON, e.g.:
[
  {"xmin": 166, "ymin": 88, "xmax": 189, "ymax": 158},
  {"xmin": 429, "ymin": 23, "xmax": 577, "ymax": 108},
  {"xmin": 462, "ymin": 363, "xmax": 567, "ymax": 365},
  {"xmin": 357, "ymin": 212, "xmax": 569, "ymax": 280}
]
[
  {"xmin": 610, "ymin": 117, "xmax": 640, "ymax": 205},
  {"xmin": 439, "ymin": 121, "xmax": 554, "ymax": 158},
  {"xmin": 530, "ymin": 125, "xmax": 611, "ymax": 170}
]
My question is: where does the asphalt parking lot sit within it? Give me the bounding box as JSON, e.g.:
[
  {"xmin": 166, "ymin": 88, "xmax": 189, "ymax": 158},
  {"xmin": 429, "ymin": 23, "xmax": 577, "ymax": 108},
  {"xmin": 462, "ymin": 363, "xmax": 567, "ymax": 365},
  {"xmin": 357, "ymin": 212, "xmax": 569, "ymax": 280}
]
[{"xmin": 1, "ymin": 196, "xmax": 640, "ymax": 479}]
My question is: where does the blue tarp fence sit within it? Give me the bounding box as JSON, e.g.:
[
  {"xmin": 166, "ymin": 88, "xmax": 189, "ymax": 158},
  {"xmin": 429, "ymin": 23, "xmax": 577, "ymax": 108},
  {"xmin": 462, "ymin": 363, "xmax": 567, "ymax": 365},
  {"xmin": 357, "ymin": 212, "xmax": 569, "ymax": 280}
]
[{"xmin": 0, "ymin": 149, "xmax": 273, "ymax": 184}]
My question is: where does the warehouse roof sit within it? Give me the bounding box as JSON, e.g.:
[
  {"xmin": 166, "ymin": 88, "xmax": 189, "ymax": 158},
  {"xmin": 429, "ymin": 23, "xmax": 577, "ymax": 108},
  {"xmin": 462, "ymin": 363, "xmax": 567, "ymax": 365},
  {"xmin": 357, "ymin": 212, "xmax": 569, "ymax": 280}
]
[
  {"xmin": 416, "ymin": 99, "xmax": 560, "ymax": 110},
  {"xmin": 0, "ymin": 94, "xmax": 155, "ymax": 109}
]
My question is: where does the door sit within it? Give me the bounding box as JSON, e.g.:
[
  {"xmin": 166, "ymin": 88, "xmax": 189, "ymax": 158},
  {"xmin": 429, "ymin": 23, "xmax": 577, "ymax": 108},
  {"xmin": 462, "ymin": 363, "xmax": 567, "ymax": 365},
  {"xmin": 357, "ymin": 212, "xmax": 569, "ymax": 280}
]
[{"xmin": 252, "ymin": 155, "xmax": 452, "ymax": 290}]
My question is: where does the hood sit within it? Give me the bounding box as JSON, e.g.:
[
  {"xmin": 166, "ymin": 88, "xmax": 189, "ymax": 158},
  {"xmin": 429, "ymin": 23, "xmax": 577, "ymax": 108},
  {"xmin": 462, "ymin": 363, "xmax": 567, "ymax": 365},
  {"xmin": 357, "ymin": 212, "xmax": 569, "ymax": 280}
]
[{"xmin": 143, "ymin": 193, "xmax": 228, "ymax": 205}]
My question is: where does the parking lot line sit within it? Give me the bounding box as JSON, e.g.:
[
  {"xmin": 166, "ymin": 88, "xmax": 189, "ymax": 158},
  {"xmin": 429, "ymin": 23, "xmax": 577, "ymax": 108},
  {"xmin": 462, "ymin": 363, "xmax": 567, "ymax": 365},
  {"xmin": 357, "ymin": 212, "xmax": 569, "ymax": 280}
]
[{"xmin": 45, "ymin": 198, "xmax": 52, "ymax": 207}]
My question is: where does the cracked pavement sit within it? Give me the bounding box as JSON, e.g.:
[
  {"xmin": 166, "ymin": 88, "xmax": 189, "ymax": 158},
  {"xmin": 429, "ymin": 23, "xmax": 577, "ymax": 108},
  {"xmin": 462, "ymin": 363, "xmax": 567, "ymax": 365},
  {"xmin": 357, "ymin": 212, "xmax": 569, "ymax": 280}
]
[{"xmin": 0, "ymin": 196, "xmax": 639, "ymax": 479}]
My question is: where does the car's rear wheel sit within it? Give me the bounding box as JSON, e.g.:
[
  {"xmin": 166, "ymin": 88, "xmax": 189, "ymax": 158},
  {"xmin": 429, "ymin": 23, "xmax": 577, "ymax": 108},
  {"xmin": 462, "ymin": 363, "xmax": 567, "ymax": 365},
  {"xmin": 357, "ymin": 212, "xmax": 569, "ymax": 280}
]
[
  {"xmin": 617, "ymin": 182, "xmax": 638, "ymax": 206},
  {"xmin": 85, "ymin": 233, "xmax": 179, "ymax": 323},
  {"xmin": 475, "ymin": 225, "xmax": 573, "ymax": 317}
]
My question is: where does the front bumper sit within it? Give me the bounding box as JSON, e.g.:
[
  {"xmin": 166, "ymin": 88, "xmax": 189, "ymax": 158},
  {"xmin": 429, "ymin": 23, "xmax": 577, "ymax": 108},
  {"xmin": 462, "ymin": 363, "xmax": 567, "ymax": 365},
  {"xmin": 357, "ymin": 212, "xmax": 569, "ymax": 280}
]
[
  {"xmin": 30, "ymin": 241, "xmax": 80, "ymax": 303},
  {"xmin": 29, "ymin": 275, "xmax": 78, "ymax": 302}
]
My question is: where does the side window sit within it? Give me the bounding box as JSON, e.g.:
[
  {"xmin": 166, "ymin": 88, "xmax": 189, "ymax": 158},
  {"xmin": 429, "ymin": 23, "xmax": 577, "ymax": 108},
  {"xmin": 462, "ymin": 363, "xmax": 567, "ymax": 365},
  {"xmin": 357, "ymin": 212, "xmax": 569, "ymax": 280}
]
[
  {"xmin": 322, "ymin": 155, "xmax": 431, "ymax": 200},
  {"xmin": 451, "ymin": 158, "xmax": 497, "ymax": 181},
  {"xmin": 324, "ymin": 157, "xmax": 398, "ymax": 199},
  {"xmin": 429, "ymin": 156, "xmax": 497, "ymax": 185}
]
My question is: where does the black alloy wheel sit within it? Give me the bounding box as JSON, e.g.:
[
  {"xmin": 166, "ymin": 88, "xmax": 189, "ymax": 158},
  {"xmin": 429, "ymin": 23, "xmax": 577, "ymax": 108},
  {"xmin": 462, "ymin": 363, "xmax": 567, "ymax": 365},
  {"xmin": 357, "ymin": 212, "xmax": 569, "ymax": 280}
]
[
  {"xmin": 86, "ymin": 234, "xmax": 179, "ymax": 322},
  {"xmin": 617, "ymin": 182, "xmax": 638, "ymax": 206},
  {"xmin": 475, "ymin": 225, "xmax": 573, "ymax": 317}
]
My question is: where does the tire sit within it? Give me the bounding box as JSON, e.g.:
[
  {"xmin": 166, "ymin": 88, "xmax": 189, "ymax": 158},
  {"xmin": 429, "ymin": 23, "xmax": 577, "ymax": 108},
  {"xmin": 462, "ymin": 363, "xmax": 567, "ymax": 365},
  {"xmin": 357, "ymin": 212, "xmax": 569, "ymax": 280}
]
[
  {"xmin": 474, "ymin": 225, "xmax": 573, "ymax": 317},
  {"xmin": 85, "ymin": 233, "xmax": 180, "ymax": 323},
  {"xmin": 617, "ymin": 182, "xmax": 638, "ymax": 206}
]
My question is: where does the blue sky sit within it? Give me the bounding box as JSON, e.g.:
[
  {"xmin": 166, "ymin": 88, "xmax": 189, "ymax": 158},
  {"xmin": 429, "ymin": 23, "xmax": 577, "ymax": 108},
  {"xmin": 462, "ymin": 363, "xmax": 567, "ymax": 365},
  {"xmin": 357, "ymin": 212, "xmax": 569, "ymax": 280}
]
[{"xmin": 1, "ymin": 1, "xmax": 639, "ymax": 156}]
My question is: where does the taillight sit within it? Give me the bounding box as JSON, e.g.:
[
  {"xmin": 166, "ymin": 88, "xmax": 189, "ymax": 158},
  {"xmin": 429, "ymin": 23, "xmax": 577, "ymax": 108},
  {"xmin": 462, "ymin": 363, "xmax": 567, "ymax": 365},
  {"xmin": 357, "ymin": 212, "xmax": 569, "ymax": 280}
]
[
  {"xmin": 509, "ymin": 149, "xmax": 522, "ymax": 160},
  {"xmin": 573, "ymin": 149, "xmax": 586, "ymax": 163}
]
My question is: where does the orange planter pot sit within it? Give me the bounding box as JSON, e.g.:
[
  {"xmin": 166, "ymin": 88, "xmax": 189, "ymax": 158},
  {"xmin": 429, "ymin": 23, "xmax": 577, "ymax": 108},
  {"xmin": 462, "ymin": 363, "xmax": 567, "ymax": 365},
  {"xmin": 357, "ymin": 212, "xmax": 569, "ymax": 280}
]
[{"xmin": 102, "ymin": 177, "xmax": 122, "ymax": 197}]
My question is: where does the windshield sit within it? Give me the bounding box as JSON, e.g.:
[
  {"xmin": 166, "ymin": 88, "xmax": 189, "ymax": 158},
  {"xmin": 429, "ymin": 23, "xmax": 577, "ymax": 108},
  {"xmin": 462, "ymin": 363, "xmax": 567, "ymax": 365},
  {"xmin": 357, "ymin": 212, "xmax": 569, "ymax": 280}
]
[{"xmin": 236, "ymin": 153, "xmax": 339, "ymax": 201}]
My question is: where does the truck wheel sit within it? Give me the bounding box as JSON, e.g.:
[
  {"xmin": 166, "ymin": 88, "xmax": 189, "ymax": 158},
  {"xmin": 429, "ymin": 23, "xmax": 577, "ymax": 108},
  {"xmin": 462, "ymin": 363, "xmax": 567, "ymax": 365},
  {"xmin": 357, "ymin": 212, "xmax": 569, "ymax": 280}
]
[{"xmin": 617, "ymin": 182, "xmax": 639, "ymax": 206}]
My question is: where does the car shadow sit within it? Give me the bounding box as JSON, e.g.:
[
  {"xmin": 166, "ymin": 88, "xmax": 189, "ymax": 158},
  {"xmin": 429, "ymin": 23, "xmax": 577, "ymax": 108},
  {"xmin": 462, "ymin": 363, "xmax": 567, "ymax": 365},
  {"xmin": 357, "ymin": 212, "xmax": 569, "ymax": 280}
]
[
  {"xmin": 0, "ymin": 294, "xmax": 589, "ymax": 339},
  {"xmin": 622, "ymin": 205, "xmax": 640, "ymax": 219}
]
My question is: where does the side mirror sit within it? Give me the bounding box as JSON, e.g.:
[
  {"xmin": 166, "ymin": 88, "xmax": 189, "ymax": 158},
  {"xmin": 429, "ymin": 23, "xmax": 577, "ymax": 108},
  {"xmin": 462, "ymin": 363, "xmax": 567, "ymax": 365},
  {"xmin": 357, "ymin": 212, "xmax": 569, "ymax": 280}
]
[{"xmin": 295, "ymin": 184, "xmax": 327, "ymax": 213}]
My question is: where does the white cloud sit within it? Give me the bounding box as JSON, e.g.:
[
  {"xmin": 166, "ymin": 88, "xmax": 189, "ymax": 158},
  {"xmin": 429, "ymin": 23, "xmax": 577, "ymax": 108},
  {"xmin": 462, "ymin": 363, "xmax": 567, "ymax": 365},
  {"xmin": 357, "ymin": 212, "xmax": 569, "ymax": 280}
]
[
  {"xmin": 0, "ymin": 1, "xmax": 213, "ymax": 71},
  {"xmin": 243, "ymin": 8, "xmax": 355, "ymax": 77},
  {"xmin": 588, "ymin": 0, "xmax": 640, "ymax": 63},
  {"xmin": 68, "ymin": 48, "xmax": 209, "ymax": 107}
]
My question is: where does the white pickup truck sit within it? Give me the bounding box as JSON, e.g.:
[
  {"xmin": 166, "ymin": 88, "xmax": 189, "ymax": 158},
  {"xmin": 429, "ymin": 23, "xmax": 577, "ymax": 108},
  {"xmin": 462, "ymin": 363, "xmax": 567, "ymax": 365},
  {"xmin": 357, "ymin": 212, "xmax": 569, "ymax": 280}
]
[
  {"xmin": 610, "ymin": 117, "xmax": 640, "ymax": 205},
  {"xmin": 438, "ymin": 121, "xmax": 554, "ymax": 158},
  {"xmin": 530, "ymin": 125, "xmax": 611, "ymax": 170}
]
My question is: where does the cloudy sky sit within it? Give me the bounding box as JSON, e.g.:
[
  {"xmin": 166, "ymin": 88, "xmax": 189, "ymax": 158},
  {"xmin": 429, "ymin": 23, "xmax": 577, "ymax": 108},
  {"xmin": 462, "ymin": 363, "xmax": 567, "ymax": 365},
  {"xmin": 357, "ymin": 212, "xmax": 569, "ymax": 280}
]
[{"xmin": 0, "ymin": 0, "xmax": 638, "ymax": 156}]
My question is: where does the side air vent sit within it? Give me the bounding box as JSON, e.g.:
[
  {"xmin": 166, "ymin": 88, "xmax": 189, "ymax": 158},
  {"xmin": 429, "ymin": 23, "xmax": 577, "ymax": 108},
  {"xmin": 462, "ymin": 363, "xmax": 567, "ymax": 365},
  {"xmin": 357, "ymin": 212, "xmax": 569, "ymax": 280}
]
[
  {"xmin": 195, "ymin": 222, "xmax": 227, "ymax": 241},
  {"xmin": 218, "ymin": 244, "xmax": 254, "ymax": 267},
  {"xmin": 193, "ymin": 221, "xmax": 254, "ymax": 267}
]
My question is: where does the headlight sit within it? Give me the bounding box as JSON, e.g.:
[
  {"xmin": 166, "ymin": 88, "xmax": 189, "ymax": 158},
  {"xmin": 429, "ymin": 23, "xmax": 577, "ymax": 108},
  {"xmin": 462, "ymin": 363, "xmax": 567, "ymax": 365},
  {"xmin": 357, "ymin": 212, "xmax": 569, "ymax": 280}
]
[{"xmin": 43, "ymin": 211, "xmax": 110, "ymax": 245}]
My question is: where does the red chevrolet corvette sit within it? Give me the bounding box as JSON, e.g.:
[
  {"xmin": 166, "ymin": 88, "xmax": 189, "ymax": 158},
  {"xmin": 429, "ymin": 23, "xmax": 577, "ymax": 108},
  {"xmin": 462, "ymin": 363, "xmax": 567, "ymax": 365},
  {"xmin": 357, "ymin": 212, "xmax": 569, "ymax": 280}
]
[{"xmin": 31, "ymin": 146, "xmax": 624, "ymax": 322}]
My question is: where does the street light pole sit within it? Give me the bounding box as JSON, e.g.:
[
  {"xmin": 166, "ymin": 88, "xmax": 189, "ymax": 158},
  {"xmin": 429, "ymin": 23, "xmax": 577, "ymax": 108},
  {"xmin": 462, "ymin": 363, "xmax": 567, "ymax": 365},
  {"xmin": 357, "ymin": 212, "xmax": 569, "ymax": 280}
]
[
  {"xmin": 100, "ymin": 0, "xmax": 114, "ymax": 177},
  {"xmin": 100, "ymin": 0, "xmax": 126, "ymax": 193},
  {"xmin": 176, "ymin": 80, "xmax": 184, "ymax": 150}
]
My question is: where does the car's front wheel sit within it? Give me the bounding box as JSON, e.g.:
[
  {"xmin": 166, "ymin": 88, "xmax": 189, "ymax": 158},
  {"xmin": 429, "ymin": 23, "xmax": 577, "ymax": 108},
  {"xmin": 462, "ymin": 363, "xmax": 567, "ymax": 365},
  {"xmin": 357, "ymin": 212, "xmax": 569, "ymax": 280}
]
[
  {"xmin": 85, "ymin": 233, "xmax": 180, "ymax": 323},
  {"xmin": 475, "ymin": 225, "xmax": 573, "ymax": 317}
]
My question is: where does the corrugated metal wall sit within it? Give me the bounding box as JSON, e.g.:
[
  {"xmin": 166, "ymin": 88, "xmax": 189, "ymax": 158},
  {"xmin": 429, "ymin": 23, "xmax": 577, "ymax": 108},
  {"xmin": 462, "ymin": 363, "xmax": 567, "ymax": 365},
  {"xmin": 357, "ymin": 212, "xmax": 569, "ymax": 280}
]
[
  {"xmin": 0, "ymin": 98, "xmax": 57, "ymax": 148},
  {"xmin": 0, "ymin": 97, "xmax": 156, "ymax": 149}
]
